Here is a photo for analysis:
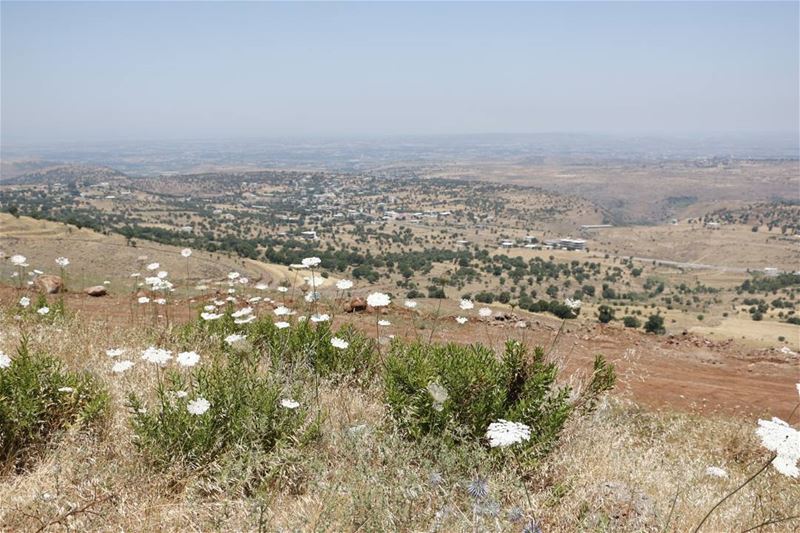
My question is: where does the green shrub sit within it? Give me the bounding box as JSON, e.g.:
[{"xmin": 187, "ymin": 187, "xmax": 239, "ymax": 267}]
[
  {"xmin": 622, "ymin": 315, "xmax": 641, "ymax": 328},
  {"xmin": 0, "ymin": 339, "xmax": 109, "ymax": 472},
  {"xmin": 384, "ymin": 340, "xmax": 614, "ymax": 457},
  {"xmin": 129, "ymin": 343, "xmax": 318, "ymax": 474},
  {"xmin": 597, "ymin": 305, "xmax": 615, "ymax": 323},
  {"xmin": 644, "ymin": 314, "xmax": 666, "ymax": 334}
]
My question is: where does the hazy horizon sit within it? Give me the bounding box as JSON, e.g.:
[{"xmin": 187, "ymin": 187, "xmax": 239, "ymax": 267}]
[{"xmin": 2, "ymin": 2, "xmax": 799, "ymax": 144}]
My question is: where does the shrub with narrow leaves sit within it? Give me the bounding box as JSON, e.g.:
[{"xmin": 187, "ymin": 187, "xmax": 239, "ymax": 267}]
[
  {"xmin": 0, "ymin": 339, "xmax": 109, "ymax": 472},
  {"xmin": 384, "ymin": 340, "xmax": 615, "ymax": 457},
  {"xmin": 128, "ymin": 343, "xmax": 318, "ymax": 474}
]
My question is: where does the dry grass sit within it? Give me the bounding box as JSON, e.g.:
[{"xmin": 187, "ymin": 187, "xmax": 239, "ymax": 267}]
[{"xmin": 0, "ymin": 309, "xmax": 797, "ymax": 532}]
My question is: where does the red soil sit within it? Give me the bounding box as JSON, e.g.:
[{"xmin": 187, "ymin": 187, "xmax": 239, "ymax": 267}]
[{"xmin": 2, "ymin": 286, "xmax": 797, "ymax": 421}]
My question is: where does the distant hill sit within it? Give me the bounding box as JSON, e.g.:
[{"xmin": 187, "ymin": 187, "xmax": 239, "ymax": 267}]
[{"xmin": 3, "ymin": 164, "xmax": 127, "ymax": 185}]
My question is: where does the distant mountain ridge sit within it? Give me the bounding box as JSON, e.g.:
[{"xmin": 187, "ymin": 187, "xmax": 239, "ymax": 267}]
[{"xmin": 3, "ymin": 164, "xmax": 127, "ymax": 185}]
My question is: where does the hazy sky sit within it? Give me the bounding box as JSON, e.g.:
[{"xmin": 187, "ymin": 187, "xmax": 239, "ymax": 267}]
[{"xmin": 2, "ymin": 1, "xmax": 798, "ymax": 142}]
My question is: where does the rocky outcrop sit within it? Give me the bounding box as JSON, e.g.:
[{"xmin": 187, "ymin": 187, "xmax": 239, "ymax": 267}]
[
  {"xmin": 345, "ymin": 297, "xmax": 367, "ymax": 313},
  {"xmin": 34, "ymin": 275, "xmax": 63, "ymax": 294},
  {"xmin": 84, "ymin": 285, "xmax": 108, "ymax": 297}
]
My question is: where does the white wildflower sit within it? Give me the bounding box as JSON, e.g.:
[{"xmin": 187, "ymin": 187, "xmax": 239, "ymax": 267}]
[
  {"xmin": 301, "ymin": 257, "xmax": 321, "ymax": 268},
  {"xmin": 564, "ymin": 298, "xmax": 582, "ymax": 310},
  {"xmin": 310, "ymin": 313, "xmax": 330, "ymax": 323},
  {"xmin": 228, "ymin": 272, "xmax": 240, "ymax": 280},
  {"xmin": 112, "ymin": 360, "xmax": 134, "ymax": 373},
  {"xmin": 367, "ymin": 292, "xmax": 391, "ymax": 308},
  {"xmin": 404, "ymin": 300, "xmax": 418, "ymax": 308},
  {"xmin": 37, "ymin": 307, "xmax": 50, "ymax": 315},
  {"xmin": 0, "ymin": 351, "xmax": 11, "ymax": 369},
  {"xmin": 459, "ymin": 299, "xmax": 474, "ymax": 311},
  {"xmin": 331, "ymin": 337, "xmax": 349, "ymax": 349},
  {"xmin": 378, "ymin": 319, "xmax": 391, "ymax": 327},
  {"xmin": 201, "ymin": 312, "xmax": 223, "ymax": 321},
  {"xmin": 275, "ymin": 321, "xmax": 290, "ymax": 329},
  {"xmin": 176, "ymin": 351, "xmax": 200, "ymax": 367},
  {"xmin": 10, "ymin": 254, "xmax": 27, "ymax": 266},
  {"xmin": 146, "ymin": 262, "xmax": 160, "ymax": 271},
  {"xmin": 181, "ymin": 248, "xmax": 192, "ymax": 258},
  {"xmin": 225, "ymin": 333, "xmax": 246, "ymax": 345},
  {"xmin": 336, "ymin": 279, "xmax": 353, "ymax": 290},
  {"xmin": 141, "ymin": 346, "xmax": 172, "ymax": 366},
  {"xmin": 479, "ymin": 307, "xmax": 492, "ymax": 317},
  {"xmin": 55, "ymin": 257, "xmax": 70, "ymax": 267},
  {"xmin": 455, "ymin": 316, "xmax": 468, "ymax": 325},
  {"xmin": 281, "ymin": 398, "xmax": 300, "ymax": 409},
  {"xmin": 234, "ymin": 315, "xmax": 256, "ymax": 324},
  {"xmin": 58, "ymin": 387, "xmax": 74, "ymax": 393},
  {"xmin": 486, "ymin": 420, "xmax": 531, "ymax": 448},
  {"xmin": 255, "ymin": 282, "xmax": 269, "ymax": 291},
  {"xmin": 274, "ymin": 305, "xmax": 293, "ymax": 316},
  {"xmin": 138, "ymin": 296, "xmax": 150, "ymax": 304},
  {"xmin": 175, "ymin": 390, "xmax": 188, "ymax": 398},
  {"xmin": 756, "ymin": 417, "xmax": 800, "ymax": 478},
  {"xmin": 304, "ymin": 291, "xmax": 320, "ymax": 303},
  {"xmin": 106, "ymin": 348, "xmax": 125, "ymax": 358},
  {"xmin": 19, "ymin": 296, "xmax": 30, "ymax": 308},
  {"xmin": 187, "ymin": 397, "xmax": 210, "ymax": 415},
  {"xmin": 231, "ymin": 307, "xmax": 253, "ymax": 318}
]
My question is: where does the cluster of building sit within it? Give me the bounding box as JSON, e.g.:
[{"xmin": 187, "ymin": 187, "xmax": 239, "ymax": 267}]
[{"xmin": 499, "ymin": 237, "xmax": 587, "ymax": 251}]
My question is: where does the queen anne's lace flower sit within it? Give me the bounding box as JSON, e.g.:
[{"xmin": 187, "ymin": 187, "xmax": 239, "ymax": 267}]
[
  {"xmin": 331, "ymin": 337, "xmax": 349, "ymax": 349},
  {"xmin": 176, "ymin": 351, "xmax": 200, "ymax": 367},
  {"xmin": 181, "ymin": 248, "xmax": 192, "ymax": 258},
  {"xmin": 19, "ymin": 296, "xmax": 30, "ymax": 308},
  {"xmin": 231, "ymin": 307, "xmax": 253, "ymax": 318},
  {"xmin": 187, "ymin": 397, "xmax": 210, "ymax": 415},
  {"xmin": 479, "ymin": 307, "xmax": 492, "ymax": 317},
  {"xmin": 55, "ymin": 257, "xmax": 70, "ymax": 267},
  {"xmin": 225, "ymin": 334, "xmax": 246, "ymax": 345},
  {"xmin": 459, "ymin": 299, "xmax": 474, "ymax": 311},
  {"xmin": 112, "ymin": 360, "xmax": 134, "ymax": 373},
  {"xmin": 336, "ymin": 279, "xmax": 353, "ymax": 290},
  {"xmin": 455, "ymin": 316, "xmax": 468, "ymax": 324},
  {"xmin": 404, "ymin": 300, "xmax": 417, "ymax": 308},
  {"xmin": 756, "ymin": 417, "xmax": 800, "ymax": 478},
  {"xmin": 310, "ymin": 313, "xmax": 330, "ymax": 323},
  {"xmin": 564, "ymin": 298, "xmax": 582, "ymax": 310},
  {"xmin": 301, "ymin": 257, "xmax": 321, "ymax": 268},
  {"xmin": 10, "ymin": 254, "xmax": 27, "ymax": 266},
  {"xmin": 141, "ymin": 347, "xmax": 172, "ymax": 366},
  {"xmin": 378, "ymin": 319, "xmax": 391, "ymax": 327},
  {"xmin": 486, "ymin": 420, "xmax": 531, "ymax": 448},
  {"xmin": 367, "ymin": 292, "xmax": 391, "ymax": 308},
  {"xmin": 201, "ymin": 312, "xmax": 223, "ymax": 321},
  {"xmin": 281, "ymin": 398, "xmax": 300, "ymax": 409},
  {"xmin": 0, "ymin": 351, "xmax": 11, "ymax": 369}
]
